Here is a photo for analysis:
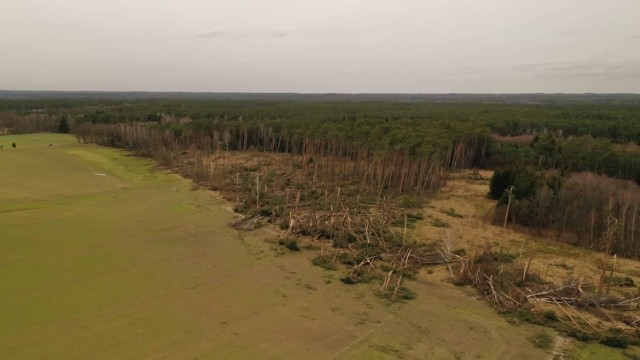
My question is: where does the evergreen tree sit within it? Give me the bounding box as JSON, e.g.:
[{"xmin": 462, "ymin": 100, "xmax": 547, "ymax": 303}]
[{"xmin": 58, "ymin": 117, "xmax": 70, "ymax": 133}]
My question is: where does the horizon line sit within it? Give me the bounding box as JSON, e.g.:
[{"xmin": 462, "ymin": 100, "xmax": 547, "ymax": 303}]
[{"xmin": 2, "ymin": 89, "xmax": 640, "ymax": 96}]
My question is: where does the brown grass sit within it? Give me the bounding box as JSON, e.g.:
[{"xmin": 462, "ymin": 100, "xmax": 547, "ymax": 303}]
[{"xmin": 415, "ymin": 170, "xmax": 640, "ymax": 331}]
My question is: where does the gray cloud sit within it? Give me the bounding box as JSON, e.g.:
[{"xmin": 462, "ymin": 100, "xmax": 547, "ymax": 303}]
[
  {"xmin": 196, "ymin": 28, "xmax": 325, "ymax": 40},
  {"xmin": 196, "ymin": 30, "xmax": 226, "ymax": 38},
  {"xmin": 514, "ymin": 59, "xmax": 640, "ymax": 79},
  {"xmin": 268, "ymin": 30, "xmax": 291, "ymax": 38},
  {"xmin": 195, "ymin": 29, "xmax": 247, "ymax": 39}
]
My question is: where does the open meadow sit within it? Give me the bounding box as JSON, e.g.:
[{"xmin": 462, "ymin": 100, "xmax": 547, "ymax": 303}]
[{"xmin": 0, "ymin": 133, "xmax": 551, "ymax": 359}]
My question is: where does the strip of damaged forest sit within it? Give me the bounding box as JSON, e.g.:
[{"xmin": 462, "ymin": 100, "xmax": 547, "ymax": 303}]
[{"xmin": 68, "ymin": 114, "xmax": 489, "ymax": 299}]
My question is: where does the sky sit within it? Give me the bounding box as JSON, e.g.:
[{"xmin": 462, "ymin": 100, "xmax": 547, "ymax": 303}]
[{"xmin": 1, "ymin": 0, "xmax": 639, "ymax": 93}]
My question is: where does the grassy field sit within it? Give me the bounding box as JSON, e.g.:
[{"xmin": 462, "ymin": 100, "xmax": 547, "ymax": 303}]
[{"xmin": 0, "ymin": 133, "xmax": 549, "ymax": 359}]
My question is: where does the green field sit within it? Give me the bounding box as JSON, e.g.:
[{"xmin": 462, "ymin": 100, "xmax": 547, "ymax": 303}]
[{"xmin": 0, "ymin": 134, "xmax": 549, "ymax": 359}]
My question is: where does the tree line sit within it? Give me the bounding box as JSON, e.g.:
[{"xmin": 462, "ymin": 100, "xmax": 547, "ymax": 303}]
[
  {"xmin": 488, "ymin": 134, "xmax": 640, "ymax": 184},
  {"xmin": 491, "ymin": 168, "xmax": 640, "ymax": 258},
  {"xmin": 2, "ymin": 99, "xmax": 639, "ymax": 144}
]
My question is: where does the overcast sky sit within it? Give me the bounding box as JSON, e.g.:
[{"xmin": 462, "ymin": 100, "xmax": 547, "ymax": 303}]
[{"xmin": 1, "ymin": 0, "xmax": 639, "ymax": 93}]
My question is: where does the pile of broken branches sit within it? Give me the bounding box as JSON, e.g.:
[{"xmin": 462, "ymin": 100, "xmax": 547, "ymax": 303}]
[{"xmin": 455, "ymin": 251, "xmax": 640, "ymax": 340}]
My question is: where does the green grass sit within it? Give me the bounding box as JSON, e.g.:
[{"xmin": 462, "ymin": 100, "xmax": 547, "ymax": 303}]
[
  {"xmin": 0, "ymin": 134, "xmax": 139, "ymax": 202},
  {"xmin": 567, "ymin": 342, "xmax": 639, "ymax": 360},
  {"xmin": 0, "ymin": 134, "xmax": 551, "ymax": 359},
  {"xmin": 0, "ymin": 133, "xmax": 76, "ymax": 148}
]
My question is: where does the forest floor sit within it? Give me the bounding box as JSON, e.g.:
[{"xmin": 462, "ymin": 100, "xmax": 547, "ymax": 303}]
[
  {"xmin": 0, "ymin": 133, "xmax": 551, "ymax": 359},
  {"xmin": 415, "ymin": 170, "xmax": 640, "ymax": 359}
]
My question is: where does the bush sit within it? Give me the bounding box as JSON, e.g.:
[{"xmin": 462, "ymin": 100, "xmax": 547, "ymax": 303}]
[
  {"xmin": 600, "ymin": 335, "xmax": 629, "ymax": 349},
  {"xmin": 407, "ymin": 212, "xmax": 424, "ymax": 222},
  {"xmin": 493, "ymin": 252, "xmax": 516, "ymax": 263},
  {"xmin": 474, "ymin": 251, "xmax": 515, "ymax": 264},
  {"xmin": 399, "ymin": 196, "xmax": 424, "ymax": 209},
  {"xmin": 11, "ymin": 142, "xmax": 16, "ymax": 148},
  {"xmin": 442, "ymin": 208, "xmax": 464, "ymax": 218},
  {"xmin": 392, "ymin": 212, "xmax": 424, "ymax": 228},
  {"xmin": 543, "ymin": 310, "xmax": 558, "ymax": 322},
  {"xmin": 567, "ymin": 329, "xmax": 594, "ymax": 342},
  {"xmin": 318, "ymin": 228, "xmax": 333, "ymax": 239},
  {"xmin": 341, "ymin": 276, "xmax": 357, "ymax": 284},
  {"xmin": 277, "ymin": 238, "xmax": 301, "ymax": 251},
  {"xmin": 258, "ymin": 208, "xmax": 273, "ymax": 217},
  {"xmin": 530, "ymin": 331, "xmax": 554, "ymax": 349},
  {"xmin": 336, "ymin": 252, "xmax": 356, "ymax": 266},
  {"xmin": 378, "ymin": 286, "xmax": 416, "ymax": 302},
  {"xmin": 610, "ymin": 276, "xmax": 635, "ymax": 287},
  {"xmin": 430, "ymin": 218, "xmax": 450, "ymax": 228},
  {"xmin": 285, "ymin": 240, "xmax": 300, "ymax": 251},
  {"xmin": 452, "ymin": 277, "xmax": 469, "ymax": 287},
  {"xmin": 397, "ymin": 288, "xmax": 417, "ymax": 301},
  {"xmin": 311, "ymin": 255, "xmax": 337, "ymax": 270},
  {"xmin": 517, "ymin": 309, "xmax": 535, "ymax": 323},
  {"xmin": 341, "ymin": 274, "xmax": 374, "ymax": 284}
]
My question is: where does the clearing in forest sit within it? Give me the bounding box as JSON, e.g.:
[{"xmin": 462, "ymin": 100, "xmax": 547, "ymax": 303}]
[{"xmin": 418, "ymin": 171, "xmax": 640, "ymax": 359}]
